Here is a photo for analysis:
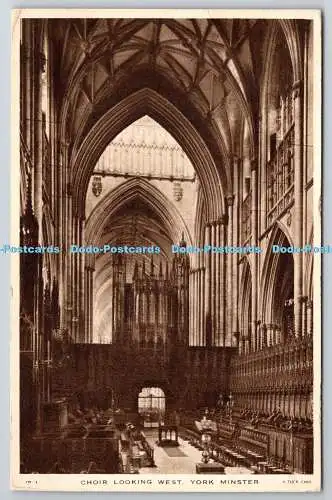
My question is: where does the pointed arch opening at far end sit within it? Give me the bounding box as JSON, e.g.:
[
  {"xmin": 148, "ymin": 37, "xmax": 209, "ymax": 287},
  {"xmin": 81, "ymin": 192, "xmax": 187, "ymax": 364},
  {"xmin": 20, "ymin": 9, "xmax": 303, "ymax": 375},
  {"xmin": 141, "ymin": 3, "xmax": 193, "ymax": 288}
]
[
  {"xmin": 260, "ymin": 224, "xmax": 295, "ymax": 342},
  {"xmin": 71, "ymin": 88, "xmax": 227, "ymax": 222},
  {"xmin": 84, "ymin": 177, "xmax": 192, "ymax": 249}
]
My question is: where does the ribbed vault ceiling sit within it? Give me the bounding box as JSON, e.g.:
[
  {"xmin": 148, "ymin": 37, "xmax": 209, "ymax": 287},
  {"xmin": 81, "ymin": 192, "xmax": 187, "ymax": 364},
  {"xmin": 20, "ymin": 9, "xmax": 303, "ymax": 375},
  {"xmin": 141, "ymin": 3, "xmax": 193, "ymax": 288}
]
[{"xmin": 51, "ymin": 18, "xmax": 264, "ymax": 162}]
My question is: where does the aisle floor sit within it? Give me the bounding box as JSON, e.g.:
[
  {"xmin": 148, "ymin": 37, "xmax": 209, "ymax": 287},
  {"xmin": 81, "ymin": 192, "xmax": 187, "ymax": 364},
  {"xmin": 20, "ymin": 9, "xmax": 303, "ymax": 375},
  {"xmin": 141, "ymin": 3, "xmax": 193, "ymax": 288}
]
[{"xmin": 139, "ymin": 430, "xmax": 252, "ymax": 475}]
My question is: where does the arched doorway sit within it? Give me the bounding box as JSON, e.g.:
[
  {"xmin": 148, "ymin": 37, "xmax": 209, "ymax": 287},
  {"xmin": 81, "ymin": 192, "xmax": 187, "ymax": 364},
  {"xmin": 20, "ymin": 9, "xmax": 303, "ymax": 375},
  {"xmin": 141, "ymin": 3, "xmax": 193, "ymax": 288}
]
[
  {"xmin": 138, "ymin": 387, "xmax": 166, "ymax": 428},
  {"xmin": 261, "ymin": 227, "xmax": 295, "ymax": 346},
  {"xmin": 273, "ymin": 251, "xmax": 294, "ymax": 343}
]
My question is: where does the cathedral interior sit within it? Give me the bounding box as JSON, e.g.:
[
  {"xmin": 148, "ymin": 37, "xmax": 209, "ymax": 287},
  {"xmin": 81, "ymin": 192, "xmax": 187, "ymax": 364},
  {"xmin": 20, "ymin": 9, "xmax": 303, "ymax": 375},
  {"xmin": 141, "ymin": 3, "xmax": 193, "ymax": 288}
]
[{"xmin": 19, "ymin": 17, "xmax": 315, "ymax": 475}]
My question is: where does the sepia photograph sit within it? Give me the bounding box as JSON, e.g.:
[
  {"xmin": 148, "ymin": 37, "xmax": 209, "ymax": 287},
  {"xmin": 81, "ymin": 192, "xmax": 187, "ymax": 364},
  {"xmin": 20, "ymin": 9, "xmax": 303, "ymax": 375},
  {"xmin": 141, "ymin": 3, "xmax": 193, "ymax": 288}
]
[{"xmin": 11, "ymin": 9, "xmax": 321, "ymax": 492}]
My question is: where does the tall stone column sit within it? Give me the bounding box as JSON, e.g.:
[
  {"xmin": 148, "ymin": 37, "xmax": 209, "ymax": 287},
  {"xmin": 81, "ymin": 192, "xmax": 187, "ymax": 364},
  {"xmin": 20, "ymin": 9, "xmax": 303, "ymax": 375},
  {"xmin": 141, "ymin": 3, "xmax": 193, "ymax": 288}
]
[
  {"xmin": 189, "ymin": 271, "xmax": 194, "ymax": 345},
  {"xmin": 84, "ymin": 265, "xmax": 94, "ymax": 343},
  {"xmin": 72, "ymin": 217, "xmax": 79, "ymax": 341},
  {"xmin": 59, "ymin": 140, "xmax": 72, "ymax": 335},
  {"xmin": 194, "ymin": 270, "xmax": 199, "ymax": 345},
  {"xmin": 302, "ymin": 296, "xmax": 308, "ymax": 338},
  {"xmin": 84, "ymin": 266, "xmax": 89, "ymax": 342},
  {"xmin": 232, "ymin": 158, "xmax": 240, "ymax": 343},
  {"xmin": 204, "ymin": 223, "xmax": 212, "ymax": 346},
  {"xmin": 57, "ymin": 146, "xmax": 64, "ymax": 327},
  {"xmin": 197, "ymin": 267, "xmax": 201, "ymax": 346},
  {"xmin": 163, "ymin": 291, "xmax": 168, "ymax": 343},
  {"xmin": 78, "ymin": 217, "xmax": 84, "ymax": 340},
  {"xmin": 88, "ymin": 266, "xmax": 94, "ymax": 343},
  {"xmin": 211, "ymin": 222, "xmax": 217, "ymax": 344},
  {"xmin": 214, "ymin": 221, "xmax": 221, "ymax": 345},
  {"xmin": 196, "ymin": 248, "xmax": 202, "ymax": 346},
  {"xmin": 30, "ymin": 30, "xmax": 44, "ymax": 433},
  {"xmin": 33, "ymin": 23, "xmax": 43, "ymax": 229},
  {"xmin": 251, "ymin": 159, "xmax": 258, "ymax": 351},
  {"xmin": 72, "ymin": 216, "xmax": 84, "ymax": 342},
  {"xmin": 293, "ymin": 81, "xmax": 304, "ymax": 338},
  {"xmin": 66, "ymin": 190, "xmax": 73, "ymax": 337},
  {"xmin": 201, "ymin": 267, "xmax": 205, "ymax": 346},
  {"xmin": 112, "ymin": 262, "xmax": 116, "ymax": 338},
  {"xmin": 30, "ymin": 26, "xmax": 44, "ymax": 365},
  {"xmin": 219, "ymin": 216, "xmax": 227, "ymax": 346},
  {"xmin": 226, "ymin": 195, "xmax": 234, "ymax": 346}
]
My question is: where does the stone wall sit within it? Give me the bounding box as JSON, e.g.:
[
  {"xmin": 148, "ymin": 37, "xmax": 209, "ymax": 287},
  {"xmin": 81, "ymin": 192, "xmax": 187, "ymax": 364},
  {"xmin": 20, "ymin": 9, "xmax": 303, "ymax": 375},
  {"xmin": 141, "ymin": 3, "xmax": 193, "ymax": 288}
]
[{"xmin": 52, "ymin": 344, "xmax": 235, "ymax": 411}]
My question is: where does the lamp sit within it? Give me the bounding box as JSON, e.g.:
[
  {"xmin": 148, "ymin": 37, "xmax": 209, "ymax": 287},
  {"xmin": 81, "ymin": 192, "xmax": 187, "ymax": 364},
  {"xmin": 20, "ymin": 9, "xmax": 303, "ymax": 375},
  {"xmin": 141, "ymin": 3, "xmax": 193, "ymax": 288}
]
[
  {"xmin": 195, "ymin": 411, "xmax": 224, "ymax": 474},
  {"xmin": 201, "ymin": 429, "xmax": 212, "ymax": 464},
  {"xmin": 197, "ymin": 410, "xmax": 214, "ymax": 464}
]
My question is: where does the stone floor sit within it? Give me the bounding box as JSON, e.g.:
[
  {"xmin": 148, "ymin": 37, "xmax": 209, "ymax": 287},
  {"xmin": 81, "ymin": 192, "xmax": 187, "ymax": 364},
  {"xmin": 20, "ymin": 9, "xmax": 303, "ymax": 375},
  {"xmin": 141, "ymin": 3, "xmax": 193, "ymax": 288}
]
[{"xmin": 140, "ymin": 430, "xmax": 252, "ymax": 475}]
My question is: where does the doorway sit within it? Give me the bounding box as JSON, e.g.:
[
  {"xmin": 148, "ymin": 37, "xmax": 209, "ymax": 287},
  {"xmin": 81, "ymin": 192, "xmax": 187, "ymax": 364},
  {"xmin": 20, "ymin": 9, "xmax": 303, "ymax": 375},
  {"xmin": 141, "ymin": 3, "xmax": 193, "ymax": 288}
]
[{"xmin": 138, "ymin": 387, "xmax": 166, "ymax": 428}]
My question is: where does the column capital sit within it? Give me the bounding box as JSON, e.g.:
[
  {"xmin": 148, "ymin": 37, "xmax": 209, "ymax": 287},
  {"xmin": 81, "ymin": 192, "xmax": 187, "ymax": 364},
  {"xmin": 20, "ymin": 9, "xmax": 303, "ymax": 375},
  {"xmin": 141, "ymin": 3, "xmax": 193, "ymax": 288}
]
[
  {"xmin": 225, "ymin": 194, "xmax": 234, "ymax": 207},
  {"xmin": 60, "ymin": 139, "xmax": 71, "ymax": 151}
]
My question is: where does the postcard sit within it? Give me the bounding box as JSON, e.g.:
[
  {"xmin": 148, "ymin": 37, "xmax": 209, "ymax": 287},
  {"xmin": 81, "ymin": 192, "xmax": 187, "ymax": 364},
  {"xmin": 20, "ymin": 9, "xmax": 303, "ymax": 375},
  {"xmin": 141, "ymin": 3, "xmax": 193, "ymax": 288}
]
[{"xmin": 11, "ymin": 8, "xmax": 321, "ymax": 492}]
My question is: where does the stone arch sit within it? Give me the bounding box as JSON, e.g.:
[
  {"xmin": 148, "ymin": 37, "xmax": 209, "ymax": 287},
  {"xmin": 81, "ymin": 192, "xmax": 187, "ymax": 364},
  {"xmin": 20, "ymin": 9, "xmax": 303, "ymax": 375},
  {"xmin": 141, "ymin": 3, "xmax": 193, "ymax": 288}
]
[
  {"xmin": 194, "ymin": 186, "xmax": 207, "ymax": 239},
  {"xmin": 260, "ymin": 224, "xmax": 295, "ymax": 338},
  {"xmin": 71, "ymin": 88, "xmax": 226, "ymax": 222},
  {"xmin": 239, "ymin": 258, "xmax": 252, "ymax": 342},
  {"xmin": 261, "ymin": 21, "xmax": 295, "ymax": 131},
  {"xmin": 210, "ymin": 21, "xmax": 256, "ymax": 159},
  {"xmin": 262, "ymin": 20, "xmax": 303, "ymax": 100},
  {"xmin": 84, "ymin": 177, "xmax": 192, "ymax": 258},
  {"xmin": 134, "ymin": 379, "xmax": 174, "ymax": 412},
  {"xmin": 278, "ymin": 20, "xmax": 304, "ymax": 84}
]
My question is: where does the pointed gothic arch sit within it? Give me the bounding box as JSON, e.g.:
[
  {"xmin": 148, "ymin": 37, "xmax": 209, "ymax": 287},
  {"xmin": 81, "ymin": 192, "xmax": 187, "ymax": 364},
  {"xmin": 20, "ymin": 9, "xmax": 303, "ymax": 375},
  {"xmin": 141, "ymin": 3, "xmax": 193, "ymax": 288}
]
[
  {"xmin": 239, "ymin": 259, "xmax": 252, "ymax": 349},
  {"xmin": 85, "ymin": 177, "xmax": 192, "ymax": 250},
  {"xmin": 71, "ymin": 88, "xmax": 226, "ymax": 222},
  {"xmin": 260, "ymin": 224, "xmax": 295, "ymax": 341}
]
